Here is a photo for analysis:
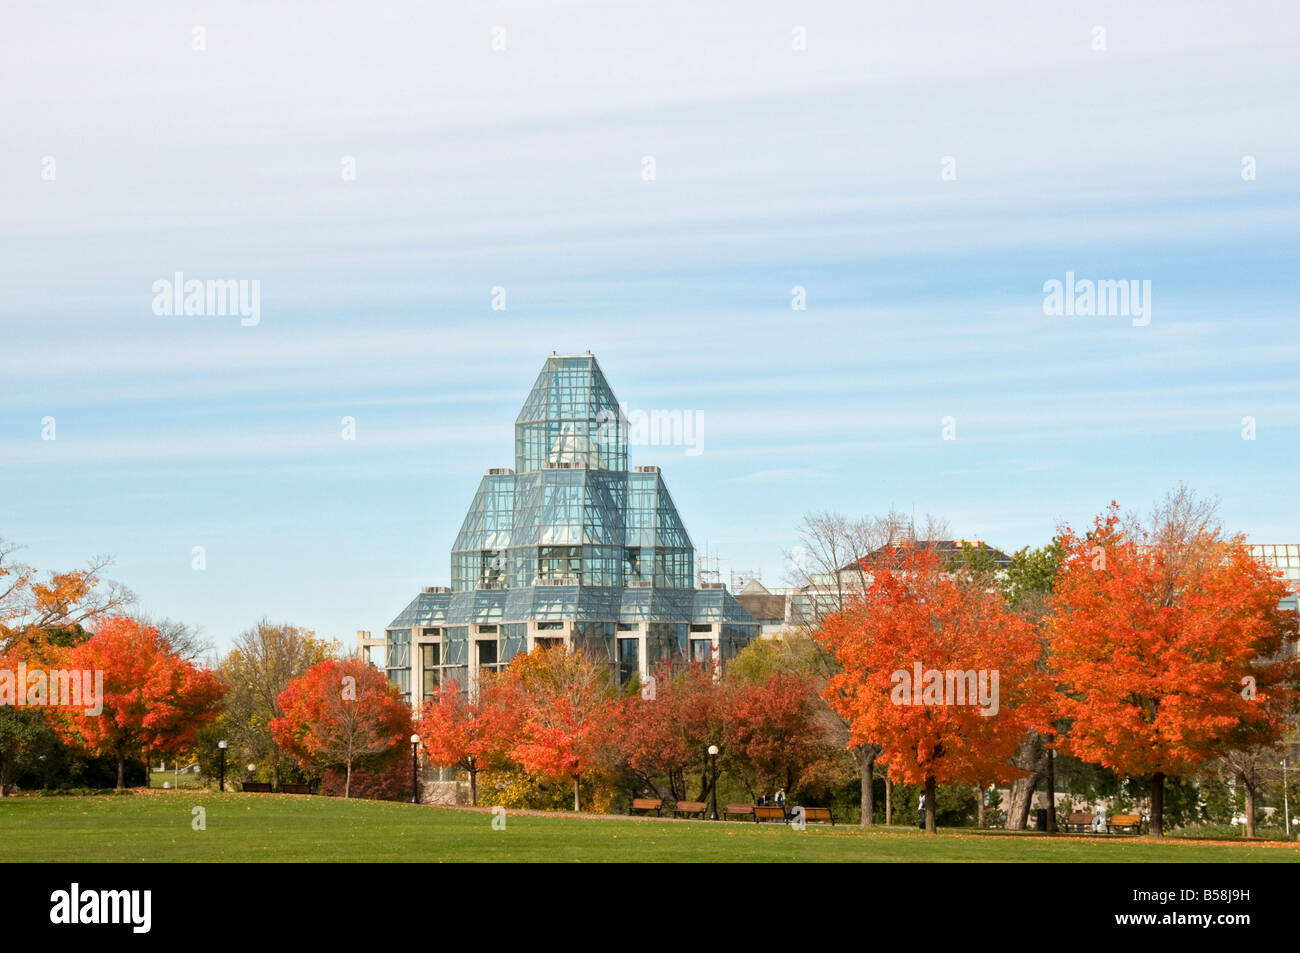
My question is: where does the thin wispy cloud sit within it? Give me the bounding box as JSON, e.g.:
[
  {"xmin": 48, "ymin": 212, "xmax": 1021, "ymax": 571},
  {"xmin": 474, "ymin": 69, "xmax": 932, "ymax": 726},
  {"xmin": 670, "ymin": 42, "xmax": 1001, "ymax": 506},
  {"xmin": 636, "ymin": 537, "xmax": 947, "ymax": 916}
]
[{"xmin": 2, "ymin": 0, "xmax": 1296, "ymax": 647}]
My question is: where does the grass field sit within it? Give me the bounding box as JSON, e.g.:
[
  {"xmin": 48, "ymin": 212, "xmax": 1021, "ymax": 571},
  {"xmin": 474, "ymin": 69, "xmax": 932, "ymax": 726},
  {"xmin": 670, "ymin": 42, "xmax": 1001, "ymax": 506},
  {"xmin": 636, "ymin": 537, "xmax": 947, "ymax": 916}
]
[
  {"xmin": 148, "ymin": 771, "xmax": 204, "ymax": 790},
  {"xmin": 2, "ymin": 792, "xmax": 1298, "ymax": 862}
]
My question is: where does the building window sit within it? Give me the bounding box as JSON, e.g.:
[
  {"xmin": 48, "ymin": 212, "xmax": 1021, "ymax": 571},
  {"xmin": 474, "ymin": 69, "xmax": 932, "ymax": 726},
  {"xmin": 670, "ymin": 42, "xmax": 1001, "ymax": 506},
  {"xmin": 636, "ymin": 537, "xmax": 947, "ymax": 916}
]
[
  {"xmin": 421, "ymin": 642, "xmax": 441, "ymax": 700},
  {"xmin": 690, "ymin": 639, "xmax": 713, "ymax": 664},
  {"xmin": 538, "ymin": 545, "xmax": 581, "ymax": 582},
  {"xmin": 617, "ymin": 637, "xmax": 639, "ymax": 686},
  {"xmin": 477, "ymin": 639, "xmax": 501, "ymax": 675},
  {"xmin": 386, "ymin": 628, "xmax": 411, "ymax": 701}
]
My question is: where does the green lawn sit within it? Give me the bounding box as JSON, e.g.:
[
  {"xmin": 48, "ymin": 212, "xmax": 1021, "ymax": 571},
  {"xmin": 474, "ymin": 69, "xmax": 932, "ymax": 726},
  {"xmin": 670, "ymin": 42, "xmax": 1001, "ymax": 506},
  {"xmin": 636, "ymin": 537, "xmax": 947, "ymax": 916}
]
[
  {"xmin": 149, "ymin": 770, "xmax": 204, "ymax": 790},
  {"xmin": 1, "ymin": 792, "xmax": 1297, "ymax": 862}
]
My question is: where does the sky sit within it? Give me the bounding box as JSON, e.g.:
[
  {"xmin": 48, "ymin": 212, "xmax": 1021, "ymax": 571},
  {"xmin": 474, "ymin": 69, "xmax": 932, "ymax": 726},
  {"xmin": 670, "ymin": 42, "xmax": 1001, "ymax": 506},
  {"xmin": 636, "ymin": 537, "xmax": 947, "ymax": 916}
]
[{"xmin": 1, "ymin": 1, "xmax": 1297, "ymax": 654}]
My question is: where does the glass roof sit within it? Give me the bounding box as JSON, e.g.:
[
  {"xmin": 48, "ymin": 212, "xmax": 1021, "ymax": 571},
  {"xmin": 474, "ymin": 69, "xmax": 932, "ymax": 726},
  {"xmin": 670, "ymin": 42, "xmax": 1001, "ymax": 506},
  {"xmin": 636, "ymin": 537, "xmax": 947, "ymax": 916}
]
[
  {"xmin": 515, "ymin": 354, "xmax": 627, "ymax": 473},
  {"xmin": 387, "ymin": 353, "xmax": 754, "ymax": 633}
]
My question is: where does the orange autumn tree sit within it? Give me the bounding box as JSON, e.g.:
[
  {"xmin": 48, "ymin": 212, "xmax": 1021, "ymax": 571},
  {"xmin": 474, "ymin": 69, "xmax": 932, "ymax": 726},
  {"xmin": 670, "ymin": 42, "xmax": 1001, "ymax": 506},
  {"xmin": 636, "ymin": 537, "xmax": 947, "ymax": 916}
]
[
  {"xmin": 55, "ymin": 617, "xmax": 225, "ymax": 789},
  {"xmin": 495, "ymin": 645, "xmax": 619, "ymax": 812},
  {"xmin": 1047, "ymin": 501, "xmax": 1298, "ymax": 836},
  {"xmin": 820, "ymin": 544, "xmax": 1050, "ymax": 834},
  {"xmin": 619, "ymin": 662, "xmax": 724, "ymax": 803},
  {"xmin": 0, "ymin": 538, "xmax": 133, "ymax": 659},
  {"xmin": 270, "ymin": 657, "xmax": 412, "ymax": 798},
  {"xmin": 416, "ymin": 677, "xmax": 508, "ymax": 806},
  {"xmin": 721, "ymin": 672, "xmax": 828, "ymax": 802}
]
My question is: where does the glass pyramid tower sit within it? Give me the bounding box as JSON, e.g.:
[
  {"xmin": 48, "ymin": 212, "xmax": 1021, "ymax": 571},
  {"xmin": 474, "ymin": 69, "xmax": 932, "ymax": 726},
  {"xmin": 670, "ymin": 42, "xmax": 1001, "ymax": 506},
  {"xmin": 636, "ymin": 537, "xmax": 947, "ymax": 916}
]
[{"xmin": 377, "ymin": 353, "xmax": 757, "ymax": 703}]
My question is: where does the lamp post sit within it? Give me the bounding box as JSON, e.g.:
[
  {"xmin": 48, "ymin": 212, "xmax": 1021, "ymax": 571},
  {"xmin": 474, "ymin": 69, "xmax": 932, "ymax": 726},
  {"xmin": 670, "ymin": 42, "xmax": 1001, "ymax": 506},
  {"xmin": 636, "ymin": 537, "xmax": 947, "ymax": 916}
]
[
  {"xmin": 217, "ymin": 741, "xmax": 227, "ymax": 792},
  {"xmin": 410, "ymin": 734, "xmax": 421, "ymax": 804},
  {"xmin": 1283, "ymin": 759, "xmax": 1291, "ymax": 839},
  {"xmin": 707, "ymin": 744, "xmax": 719, "ymax": 820}
]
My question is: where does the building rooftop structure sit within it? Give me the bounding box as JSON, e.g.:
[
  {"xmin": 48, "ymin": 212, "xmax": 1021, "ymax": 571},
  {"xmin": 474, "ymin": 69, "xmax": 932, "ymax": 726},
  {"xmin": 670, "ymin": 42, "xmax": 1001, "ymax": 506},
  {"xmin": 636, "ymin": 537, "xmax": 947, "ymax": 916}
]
[
  {"xmin": 1249, "ymin": 544, "xmax": 1300, "ymax": 615},
  {"xmin": 370, "ymin": 353, "xmax": 757, "ymax": 703},
  {"xmin": 733, "ymin": 578, "xmax": 788, "ymax": 629}
]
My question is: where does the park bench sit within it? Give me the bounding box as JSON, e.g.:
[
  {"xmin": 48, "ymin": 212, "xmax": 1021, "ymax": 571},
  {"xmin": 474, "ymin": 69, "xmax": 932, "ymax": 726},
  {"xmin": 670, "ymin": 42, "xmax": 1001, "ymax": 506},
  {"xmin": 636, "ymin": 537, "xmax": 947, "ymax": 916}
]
[
  {"xmin": 724, "ymin": 803, "xmax": 754, "ymax": 821},
  {"xmin": 1064, "ymin": 812, "xmax": 1097, "ymax": 833},
  {"xmin": 1107, "ymin": 813, "xmax": 1142, "ymax": 835},
  {"xmin": 241, "ymin": 782, "xmax": 272, "ymax": 793},
  {"xmin": 673, "ymin": 800, "xmax": 708, "ymax": 818},
  {"xmin": 281, "ymin": 783, "xmax": 311, "ymax": 795},
  {"xmin": 800, "ymin": 806, "xmax": 835, "ymax": 825},
  {"xmin": 753, "ymin": 804, "xmax": 789, "ymax": 823},
  {"xmin": 630, "ymin": 797, "xmax": 663, "ymax": 816}
]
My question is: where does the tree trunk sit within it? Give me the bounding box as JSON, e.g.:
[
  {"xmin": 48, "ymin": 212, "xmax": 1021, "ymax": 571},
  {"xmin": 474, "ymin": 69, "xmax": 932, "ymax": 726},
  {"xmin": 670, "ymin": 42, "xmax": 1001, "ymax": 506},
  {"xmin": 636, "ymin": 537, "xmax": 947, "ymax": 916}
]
[
  {"xmin": 573, "ymin": 776, "xmax": 581, "ymax": 812},
  {"xmin": 1243, "ymin": 781, "xmax": 1256, "ymax": 838},
  {"xmin": 696, "ymin": 768, "xmax": 711, "ymax": 802},
  {"xmin": 924, "ymin": 775, "xmax": 937, "ymax": 835},
  {"xmin": 976, "ymin": 784, "xmax": 985, "ymax": 828},
  {"xmin": 1006, "ymin": 775, "xmax": 1040, "ymax": 830},
  {"xmin": 1150, "ymin": 772, "xmax": 1164, "ymax": 837},
  {"xmin": 884, "ymin": 775, "xmax": 892, "ymax": 825},
  {"xmin": 1004, "ymin": 732, "xmax": 1044, "ymax": 830},
  {"xmin": 850, "ymin": 744, "xmax": 876, "ymax": 826},
  {"xmin": 116, "ymin": 756, "xmax": 125, "ymax": 791},
  {"xmin": 469, "ymin": 765, "xmax": 478, "ymax": 807},
  {"xmin": 344, "ymin": 761, "xmax": 352, "ymax": 799},
  {"xmin": 272, "ymin": 759, "xmax": 280, "ymax": 792},
  {"xmin": 1045, "ymin": 742, "xmax": 1057, "ymax": 833}
]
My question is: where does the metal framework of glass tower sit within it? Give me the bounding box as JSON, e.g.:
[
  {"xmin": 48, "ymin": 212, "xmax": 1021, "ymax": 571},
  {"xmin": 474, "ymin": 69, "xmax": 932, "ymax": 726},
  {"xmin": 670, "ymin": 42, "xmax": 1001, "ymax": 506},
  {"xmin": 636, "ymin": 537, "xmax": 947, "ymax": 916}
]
[{"xmin": 376, "ymin": 353, "xmax": 757, "ymax": 704}]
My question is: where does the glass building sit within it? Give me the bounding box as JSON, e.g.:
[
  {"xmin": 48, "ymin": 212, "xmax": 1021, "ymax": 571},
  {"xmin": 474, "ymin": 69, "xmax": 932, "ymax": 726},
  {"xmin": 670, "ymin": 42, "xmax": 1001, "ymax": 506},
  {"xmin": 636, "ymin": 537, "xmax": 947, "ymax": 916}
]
[
  {"xmin": 1249, "ymin": 543, "xmax": 1300, "ymax": 618},
  {"xmin": 372, "ymin": 353, "xmax": 757, "ymax": 704}
]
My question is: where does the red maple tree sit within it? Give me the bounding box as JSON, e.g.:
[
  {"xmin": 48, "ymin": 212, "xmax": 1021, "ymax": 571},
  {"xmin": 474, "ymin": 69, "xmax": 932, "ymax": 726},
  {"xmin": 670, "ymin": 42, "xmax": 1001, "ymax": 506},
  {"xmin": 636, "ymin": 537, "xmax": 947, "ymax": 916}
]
[
  {"xmin": 270, "ymin": 657, "xmax": 411, "ymax": 798},
  {"xmin": 55, "ymin": 616, "xmax": 225, "ymax": 789},
  {"xmin": 820, "ymin": 544, "xmax": 1050, "ymax": 833},
  {"xmin": 496, "ymin": 645, "xmax": 618, "ymax": 812},
  {"xmin": 721, "ymin": 672, "xmax": 827, "ymax": 801},
  {"xmin": 1047, "ymin": 504, "xmax": 1298, "ymax": 835},
  {"xmin": 619, "ymin": 662, "xmax": 722, "ymax": 802},
  {"xmin": 416, "ymin": 677, "xmax": 508, "ymax": 806}
]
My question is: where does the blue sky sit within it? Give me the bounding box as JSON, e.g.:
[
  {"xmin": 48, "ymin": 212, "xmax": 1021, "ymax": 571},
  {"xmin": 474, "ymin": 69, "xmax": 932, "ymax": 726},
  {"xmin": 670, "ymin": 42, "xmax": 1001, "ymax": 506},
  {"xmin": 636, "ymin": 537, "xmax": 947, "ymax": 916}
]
[{"xmin": 2, "ymin": 1, "xmax": 1297, "ymax": 653}]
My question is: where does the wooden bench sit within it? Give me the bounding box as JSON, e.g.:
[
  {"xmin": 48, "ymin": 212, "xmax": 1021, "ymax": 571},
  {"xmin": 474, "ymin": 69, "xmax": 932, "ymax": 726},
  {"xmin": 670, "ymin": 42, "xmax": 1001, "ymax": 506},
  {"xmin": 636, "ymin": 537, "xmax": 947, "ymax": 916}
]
[
  {"xmin": 281, "ymin": 783, "xmax": 311, "ymax": 795},
  {"xmin": 673, "ymin": 800, "xmax": 708, "ymax": 818},
  {"xmin": 724, "ymin": 803, "xmax": 754, "ymax": 821},
  {"xmin": 1107, "ymin": 813, "xmax": 1142, "ymax": 835},
  {"xmin": 630, "ymin": 797, "xmax": 663, "ymax": 816},
  {"xmin": 800, "ymin": 806, "xmax": 835, "ymax": 825},
  {"xmin": 754, "ymin": 804, "xmax": 789, "ymax": 823},
  {"xmin": 1063, "ymin": 811, "xmax": 1097, "ymax": 833},
  {"xmin": 241, "ymin": 782, "xmax": 272, "ymax": 793}
]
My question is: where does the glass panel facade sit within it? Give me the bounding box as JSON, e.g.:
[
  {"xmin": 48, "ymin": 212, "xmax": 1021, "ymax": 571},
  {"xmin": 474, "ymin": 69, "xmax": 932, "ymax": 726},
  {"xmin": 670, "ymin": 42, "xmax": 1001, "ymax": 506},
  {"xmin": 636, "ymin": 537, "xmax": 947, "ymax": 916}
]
[
  {"xmin": 386, "ymin": 628, "xmax": 411, "ymax": 699},
  {"xmin": 421, "ymin": 642, "xmax": 440, "ymax": 699},
  {"xmin": 515, "ymin": 356, "xmax": 627, "ymax": 473},
  {"xmin": 444, "ymin": 626, "xmax": 469, "ymax": 695},
  {"xmin": 502, "ymin": 622, "xmax": 528, "ymax": 658},
  {"xmin": 1251, "ymin": 544, "xmax": 1300, "ymax": 587},
  {"xmin": 574, "ymin": 621, "xmax": 615, "ymax": 662}
]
